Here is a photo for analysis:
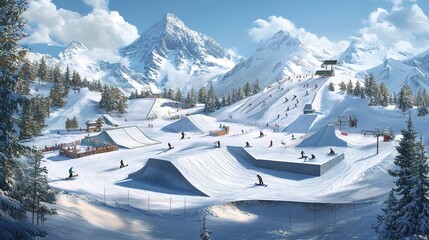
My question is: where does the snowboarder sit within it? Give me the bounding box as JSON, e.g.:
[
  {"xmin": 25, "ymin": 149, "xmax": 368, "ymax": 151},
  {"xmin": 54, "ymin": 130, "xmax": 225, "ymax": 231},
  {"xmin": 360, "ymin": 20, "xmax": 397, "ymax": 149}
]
[
  {"xmin": 259, "ymin": 131, "xmax": 264, "ymax": 137},
  {"xmin": 311, "ymin": 154, "xmax": 316, "ymax": 159},
  {"xmin": 256, "ymin": 174, "xmax": 264, "ymax": 185},
  {"xmin": 246, "ymin": 141, "xmax": 251, "ymax": 148},
  {"xmin": 292, "ymin": 94, "xmax": 297, "ymax": 100},
  {"xmin": 216, "ymin": 140, "xmax": 220, "ymax": 148},
  {"xmin": 120, "ymin": 160, "xmax": 125, "ymax": 168},
  {"xmin": 277, "ymin": 114, "xmax": 280, "ymax": 119},
  {"xmin": 68, "ymin": 167, "xmax": 74, "ymax": 178},
  {"xmin": 269, "ymin": 140, "xmax": 273, "ymax": 147},
  {"xmin": 329, "ymin": 148, "xmax": 336, "ymax": 155},
  {"xmin": 301, "ymin": 150, "xmax": 305, "ymax": 158},
  {"xmin": 287, "ymin": 106, "xmax": 290, "ymax": 111},
  {"xmin": 181, "ymin": 132, "xmax": 185, "ymax": 140},
  {"xmin": 285, "ymin": 97, "xmax": 288, "ymax": 102}
]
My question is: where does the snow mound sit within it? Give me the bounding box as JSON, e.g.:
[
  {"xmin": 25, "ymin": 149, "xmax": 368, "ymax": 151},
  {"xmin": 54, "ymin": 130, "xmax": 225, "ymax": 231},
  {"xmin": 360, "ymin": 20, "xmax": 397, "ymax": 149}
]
[
  {"xmin": 297, "ymin": 125, "xmax": 347, "ymax": 147},
  {"xmin": 90, "ymin": 126, "xmax": 160, "ymax": 149},
  {"xmin": 162, "ymin": 114, "xmax": 218, "ymax": 133},
  {"xmin": 129, "ymin": 158, "xmax": 209, "ymax": 196}
]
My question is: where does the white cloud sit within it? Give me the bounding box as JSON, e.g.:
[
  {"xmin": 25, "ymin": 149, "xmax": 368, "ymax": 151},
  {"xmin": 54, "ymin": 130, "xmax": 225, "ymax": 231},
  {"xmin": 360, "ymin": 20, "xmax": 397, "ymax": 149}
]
[
  {"xmin": 23, "ymin": 0, "xmax": 139, "ymax": 58},
  {"xmin": 359, "ymin": 3, "xmax": 429, "ymax": 54},
  {"xmin": 248, "ymin": 15, "xmax": 348, "ymax": 56},
  {"xmin": 83, "ymin": 0, "xmax": 109, "ymax": 11}
]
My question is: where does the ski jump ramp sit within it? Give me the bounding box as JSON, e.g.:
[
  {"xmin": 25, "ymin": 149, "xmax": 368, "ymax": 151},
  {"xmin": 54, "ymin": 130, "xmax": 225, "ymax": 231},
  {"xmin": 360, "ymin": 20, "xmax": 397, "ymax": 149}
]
[
  {"xmin": 128, "ymin": 149, "xmax": 255, "ymax": 196},
  {"xmin": 283, "ymin": 114, "xmax": 318, "ymax": 133},
  {"xmin": 92, "ymin": 126, "xmax": 160, "ymax": 149}
]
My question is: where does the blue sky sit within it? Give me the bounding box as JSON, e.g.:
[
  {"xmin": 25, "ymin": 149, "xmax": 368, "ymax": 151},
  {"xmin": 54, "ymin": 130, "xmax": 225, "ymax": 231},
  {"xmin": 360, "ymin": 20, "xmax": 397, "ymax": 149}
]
[{"xmin": 24, "ymin": 0, "xmax": 429, "ymax": 58}]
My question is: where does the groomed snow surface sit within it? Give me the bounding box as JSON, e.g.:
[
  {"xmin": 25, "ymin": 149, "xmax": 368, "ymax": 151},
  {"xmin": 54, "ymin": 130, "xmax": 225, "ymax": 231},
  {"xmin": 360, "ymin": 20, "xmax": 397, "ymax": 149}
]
[{"xmin": 27, "ymin": 71, "xmax": 429, "ymax": 239}]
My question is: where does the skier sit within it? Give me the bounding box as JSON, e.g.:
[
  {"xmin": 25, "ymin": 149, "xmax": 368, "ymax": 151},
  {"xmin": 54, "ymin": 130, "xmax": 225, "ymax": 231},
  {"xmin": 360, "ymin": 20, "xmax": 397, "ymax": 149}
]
[
  {"xmin": 68, "ymin": 167, "xmax": 74, "ymax": 178},
  {"xmin": 168, "ymin": 142, "xmax": 172, "ymax": 149},
  {"xmin": 216, "ymin": 140, "xmax": 220, "ymax": 148},
  {"xmin": 291, "ymin": 134, "xmax": 295, "ymax": 140},
  {"xmin": 311, "ymin": 154, "xmax": 316, "ymax": 159},
  {"xmin": 277, "ymin": 114, "xmax": 280, "ymax": 119},
  {"xmin": 259, "ymin": 131, "xmax": 264, "ymax": 137},
  {"xmin": 287, "ymin": 106, "xmax": 290, "ymax": 111},
  {"xmin": 181, "ymin": 132, "xmax": 185, "ymax": 140},
  {"xmin": 285, "ymin": 97, "xmax": 288, "ymax": 102},
  {"xmin": 269, "ymin": 140, "xmax": 273, "ymax": 147},
  {"xmin": 120, "ymin": 160, "xmax": 125, "ymax": 168},
  {"xmin": 246, "ymin": 141, "xmax": 251, "ymax": 147},
  {"xmin": 301, "ymin": 150, "xmax": 305, "ymax": 158},
  {"xmin": 329, "ymin": 148, "xmax": 336, "ymax": 155},
  {"xmin": 256, "ymin": 174, "xmax": 264, "ymax": 185}
]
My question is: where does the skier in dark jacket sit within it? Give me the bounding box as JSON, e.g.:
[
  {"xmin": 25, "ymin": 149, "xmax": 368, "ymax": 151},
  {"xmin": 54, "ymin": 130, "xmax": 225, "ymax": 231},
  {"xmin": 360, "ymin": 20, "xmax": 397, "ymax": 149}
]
[
  {"xmin": 120, "ymin": 160, "xmax": 125, "ymax": 168},
  {"xmin": 181, "ymin": 132, "xmax": 185, "ymax": 139}
]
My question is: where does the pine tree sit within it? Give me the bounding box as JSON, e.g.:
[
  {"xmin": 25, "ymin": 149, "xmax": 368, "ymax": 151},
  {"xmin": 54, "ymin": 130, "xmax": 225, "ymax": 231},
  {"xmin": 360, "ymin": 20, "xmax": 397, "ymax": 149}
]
[
  {"xmin": 117, "ymin": 94, "xmax": 127, "ymax": 115},
  {"xmin": 338, "ymin": 81, "xmax": 346, "ymax": 93},
  {"xmin": 49, "ymin": 65, "xmax": 65, "ymax": 107},
  {"xmin": 12, "ymin": 151, "xmax": 56, "ymax": 226},
  {"xmin": 0, "ymin": 0, "xmax": 48, "ymax": 238},
  {"xmin": 416, "ymin": 89, "xmax": 429, "ymax": 117},
  {"xmin": 63, "ymin": 65, "xmax": 71, "ymax": 89},
  {"xmin": 353, "ymin": 81, "xmax": 362, "ymax": 96},
  {"xmin": 198, "ymin": 86, "xmax": 207, "ymax": 103},
  {"xmin": 175, "ymin": 88, "xmax": 183, "ymax": 102},
  {"xmin": 398, "ymin": 85, "xmax": 414, "ymax": 112},
  {"xmin": 346, "ymin": 80, "xmax": 353, "ymax": 94},
  {"xmin": 95, "ymin": 117, "xmax": 103, "ymax": 131},
  {"xmin": 65, "ymin": 118, "xmax": 71, "ymax": 131},
  {"xmin": 204, "ymin": 82, "xmax": 216, "ymax": 112},
  {"xmin": 71, "ymin": 116, "xmax": 79, "ymax": 130},
  {"xmin": 71, "ymin": 70, "xmax": 81, "ymax": 88},
  {"xmin": 364, "ymin": 74, "xmax": 377, "ymax": 98},
  {"xmin": 376, "ymin": 116, "xmax": 429, "ymax": 238},
  {"xmin": 19, "ymin": 99, "xmax": 34, "ymax": 140},
  {"xmin": 252, "ymin": 79, "xmax": 261, "ymax": 94},
  {"xmin": 328, "ymin": 82, "xmax": 335, "ymax": 91},
  {"xmin": 244, "ymin": 82, "xmax": 252, "ymax": 97},
  {"xmin": 379, "ymin": 82, "xmax": 391, "ymax": 107},
  {"xmin": 37, "ymin": 57, "xmax": 48, "ymax": 83}
]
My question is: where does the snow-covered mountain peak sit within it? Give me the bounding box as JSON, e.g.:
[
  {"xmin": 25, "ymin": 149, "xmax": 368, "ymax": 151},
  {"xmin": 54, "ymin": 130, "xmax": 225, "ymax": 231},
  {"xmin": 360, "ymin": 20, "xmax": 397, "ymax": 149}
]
[
  {"xmin": 58, "ymin": 40, "xmax": 88, "ymax": 62},
  {"xmin": 120, "ymin": 13, "xmax": 235, "ymax": 91}
]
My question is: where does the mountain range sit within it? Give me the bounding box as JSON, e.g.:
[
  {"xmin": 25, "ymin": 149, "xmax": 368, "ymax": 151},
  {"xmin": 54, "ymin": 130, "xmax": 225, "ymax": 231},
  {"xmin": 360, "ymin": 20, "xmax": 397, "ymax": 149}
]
[{"xmin": 27, "ymin": 13, "xmax": 429, "ymax": 95}]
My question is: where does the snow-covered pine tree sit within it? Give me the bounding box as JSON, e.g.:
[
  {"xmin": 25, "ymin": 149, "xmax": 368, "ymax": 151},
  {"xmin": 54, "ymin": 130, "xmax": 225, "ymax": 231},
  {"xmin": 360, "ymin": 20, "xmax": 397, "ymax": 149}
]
[
  {"xmin": 71, "ymin": 116, "xmax": 79, "ymax": 130},
  {"xmin": 237, "ymin": 86, "xmax": 244, "ymax": 100},
  {"xmin": 95, "ymin": 117, "xmax": 103, "ymax": 131},
  {"xmin": 369, "ymin": 84, "xmax": 381, "ymax": 106},
  {"xmin": 252, "ymin": 79, "xmax": 261, "ymax": 94},
  {"xmin": 398, "ymin": 85, "xmax": 414, "ymax": 112},
  {"xmin": 416, "ymin": 89, "xmax": 429, "ymax": 117},
  {"xmin": 198, "ymin": 86, "xmax": 207, "ymax": 104},
  {"xmin": 175, "ymin": 88, "xmax": 183, "ymax": 102},
  {"xmin": 49, "ymin": 65, "xmax": 65, "ymax": 107},
  {"xmin": 339, "ymin": 81, "xmax": 346, "ymax": 93},
  {"xmin": 63, "ymin": 65, "xmax": 71, "ymax": 90},
  {"xmin": 346, "ymin": 80, "xmax": 353, "ymax": 94},
  {"xmin": 379, "ymin": 82, "xmax": 391, "ymax": 107},
  {"xmin": 376, "ymin": 115, "xmax": 429, "ymax": 238},
  {"xmin": 244, "ymin": 81, "xmax": 252, "ymax": 97},
  {"xmin": 32, "ymin": 96, "xmax": 49, "ymax": 135},
  {"xmin": 328, "ymin": 82, "xmax": 335, "ymax": 91},
  {"xmin": 37, "ymin": 57, "xmax": 48, "ymax": 83},
  {"xmin": 204, "ymin": 82, "xmax": 216, "ymax": 112},
  {"xmin": 65, "ymin": 118, "xmax": 71, "ymax": 131},
  {"xmin": 364, "ymin": 74, "xmax": 377, "ymax": 98},
  {"xmin": 117, "ymin": 93, "xmax": 127, "ymax": 115},
  {"xmin": 353, "ymin": 81, "xmax": 362, "ymax": 96},
  {"xmin": 12, "ymin": 150, "xmax": 56, "ymax": 226},
  {"xmin": 71, "ymin": 70, "xmax": 81, "ymax": 88},
  {"xmin": 19, "ymin": 99, "xmax": 34, "ymax": 140},
  {"xmin": 0, "ymin": 0, "xmax": 49, "ymax": 238}
]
